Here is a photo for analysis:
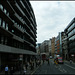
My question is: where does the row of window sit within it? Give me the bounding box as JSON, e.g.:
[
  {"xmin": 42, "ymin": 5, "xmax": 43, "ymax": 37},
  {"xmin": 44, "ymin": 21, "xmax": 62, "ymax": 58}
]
[
  {"xmin": 69, "ymin": 41, "xmax": 75, "ymax": 48},
  {"xmin": 69, "ymin": 35, "xmax": 75, "ymax": 41},
  {"xmin": 68, "ymin": 22, "xmax": 75, "ymax": 32},
  {"xmin": 0, "ymin": 4, "xmax": 26, "ymax": 33},
  {"xmin": 69, "ymin": 48, "xmax": 75, "ymax": 53},
  {"xmin": 68, "ymin": 29, "xmax": 75, "ymax": 37},
  {"xmin": 0, "ymin": 36, "xmax": 7, "ymax": 45},
  {"xmin": 0, "ymin": 4, "xmax": 9, "ymax": 16},
  {"xmin": 0, "ymin": 18, "xmax": 8, "ymax": 30},
  {"xmin": 12, "ymin": 19, "xmax": 26, "ymax": 32},
  {"xmin": 0, "ymin": 35, "xmax": 30, "ymax": 50},
  {"xmin": 0, "ymin": 17, "xmax": 25, "ymax": 40}
]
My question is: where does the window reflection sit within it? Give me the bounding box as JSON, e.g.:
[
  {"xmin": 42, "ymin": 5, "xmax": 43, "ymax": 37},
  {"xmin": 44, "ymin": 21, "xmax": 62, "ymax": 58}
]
[
  {"xmin": 6, "ymin": 23, "xmax": 8, "ymax": 30},
  {"xmin": 0, "ymin": 18, "xmax": 1, "ymax": 26},
  {"xmin": 3, "ymin": 21, "xmax": 5, "ymax": 28},
  {"xmin": 4, "ymin": 8, "xmax": 7, "ymax": 14},
  {"xmin": 0, "ymin": 5, "xmax": 3, "ymax": 10},
  {"xmin": 68, "ymin": 29, "xmax": 75, "ymax": 37},
  {"xmin": 68, "ymin": 23, "xmax": 75, "ymax": 32}
]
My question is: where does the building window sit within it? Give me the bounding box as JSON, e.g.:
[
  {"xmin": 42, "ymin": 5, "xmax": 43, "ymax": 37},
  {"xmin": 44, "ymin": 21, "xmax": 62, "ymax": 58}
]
[
  {"xmin": 7, "ymin": 12, "xmax": 9, "ymax": 16},
  {"xmin": 12, "ymin": 30, "xmax": 14, "ymax": 33},
  {"xmin": 2, "ymin": 21, "xmax": 5, "ymax": 28},
  {"xmin": 4, "ymin": 8, "xmax": 7, "ymax": 14},
  {"xmin": 20, "ymin": 25, "xmax": 21, "ymax": 28},
  {"xmin": 0, "ymin": 18, "xmax": 1, "ymax": 26},
  {"xmin": 6, "ymin": 23, "xmax": 8, "ymax": 30},
  {"xmin": 5, "ymin": 37, "xmax": 7, "ymax": 45},
  {"xmin": 18, "ymin": 24, "xmax": 19, "ymax": 27},
  {"xmin": 0, "ymin": 5, "xmax": 3, "ymax": 10},
  {"xmin": 1, "ymin": 36, "xmax": 4, "ymax": 44}
]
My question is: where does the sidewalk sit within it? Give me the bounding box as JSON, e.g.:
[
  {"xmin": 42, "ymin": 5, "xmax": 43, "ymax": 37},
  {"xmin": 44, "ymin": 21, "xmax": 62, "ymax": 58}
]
[
  {"xmin": 64, "ymin": 60, "xmax": 75, "ymax": 65},
  {"xmin": 0, "ymin": 61, "xmax": 42, "ymax": 75}
]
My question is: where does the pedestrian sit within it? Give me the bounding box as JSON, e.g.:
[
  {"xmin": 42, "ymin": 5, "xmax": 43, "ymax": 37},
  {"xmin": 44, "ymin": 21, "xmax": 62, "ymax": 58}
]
[
  {"xmin": 70, "ymin": 59, "xmax": 72, "ymax": 64},
  {"xmin": 10, "ymin": 66, "xmax": 13, "ymax": 75},
  {"xmin": 30, "ymin": 61, "xmax": 33, "ymax": 70},
  {"xmin": 35, "ymin": 60, "xmax": 37, "ymax": 67},
  {"xmin": 5, "ymin": 65, "xmax": 9, "ymax": 75},
  {"xmin": 43, "ymin": 60, "xmax": 44, "ymax": 64},
  {"xmin": 25, "ymin": 62, "xmax": 28, "ymax": 70},
  {"xmin": 48, "ymin": 59, "xmax": 49, "ymax": 64},
  {"xmin": 23, "ymin": 65, "xmax": 26, "ymax": 75}
]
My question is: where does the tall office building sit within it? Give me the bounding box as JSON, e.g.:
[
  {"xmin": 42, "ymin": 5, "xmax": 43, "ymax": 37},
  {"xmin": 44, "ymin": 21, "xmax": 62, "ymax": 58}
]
[
  {"xmin": 51, "ymin": 37, "xmax": 55, "ymax": 57},
  {"xmin": 56, "ymin": 32, "xmax": 62, "ymax": 57},
  {"xmin": 65, "ymin": 18, "xmax": 75, "ymax": 61},
  {"xmin": 0, "ymin": 0, "xmax": 37, "ymax": 70}
]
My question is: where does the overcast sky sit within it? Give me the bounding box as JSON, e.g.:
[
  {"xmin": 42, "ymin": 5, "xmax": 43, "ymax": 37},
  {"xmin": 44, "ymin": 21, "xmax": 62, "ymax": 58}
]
[{"xmin": 30, "ymin": 1, "xmax": 75, "ymax": 43}]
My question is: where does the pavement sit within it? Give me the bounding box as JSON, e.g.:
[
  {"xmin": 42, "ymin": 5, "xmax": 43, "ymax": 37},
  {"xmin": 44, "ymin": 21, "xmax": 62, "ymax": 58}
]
[{"xmin": 0, "ymin": 61, "xmax": 42, "ymax": 75}]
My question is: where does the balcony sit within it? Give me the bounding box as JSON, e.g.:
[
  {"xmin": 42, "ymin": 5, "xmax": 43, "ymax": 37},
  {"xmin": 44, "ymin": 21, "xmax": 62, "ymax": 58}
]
[
  {"xmin": 15, "ymin": 2, "xmax": 25, "ymax": 16},
  {"xmin": 14, "ymin": 12, "xmax": 25, "ymax": 25},
  {"xmin": 0, "ymin": 1, "xmax": 15, "ymax": 14},
  {"xmin": 0, "ymin": 9, "xmax": 13, "ymax": 25},
  {"xmin": 13, "ymin": 23, "xmax": 24, "ymax": 33},
  {"xmin": 0, "ymin": 26, "xmax": 13, "ymax": 37}
]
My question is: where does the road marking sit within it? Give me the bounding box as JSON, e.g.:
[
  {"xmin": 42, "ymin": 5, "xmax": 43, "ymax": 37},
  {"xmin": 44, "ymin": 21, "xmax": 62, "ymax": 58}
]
[
  {"xmin": 63, "ymin": 69, "xmax": 67, "ymax": 73},
  {"xmin": 31, "ymin": 63, "xmax": 42, "ymax": 75},
  {"xmin": 65, "ymin": 64, "xmax": 75, "ymax": 69},
  {"xmin": 45, "ymin": 70, "xmax": 47, "ymax": 74}
]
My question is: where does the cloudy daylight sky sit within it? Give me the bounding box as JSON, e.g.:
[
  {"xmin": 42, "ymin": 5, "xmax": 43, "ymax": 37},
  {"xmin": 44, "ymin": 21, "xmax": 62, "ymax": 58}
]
[{"xmin": 30, "ymin": 1, "xmax": 75, "ymax": 43}]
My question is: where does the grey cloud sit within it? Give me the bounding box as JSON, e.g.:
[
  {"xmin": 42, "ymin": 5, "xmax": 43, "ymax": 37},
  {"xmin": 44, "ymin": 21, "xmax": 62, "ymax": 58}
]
[{"xmin": 30, "ymin": 1, "xmax": 75, "ymax": 43}]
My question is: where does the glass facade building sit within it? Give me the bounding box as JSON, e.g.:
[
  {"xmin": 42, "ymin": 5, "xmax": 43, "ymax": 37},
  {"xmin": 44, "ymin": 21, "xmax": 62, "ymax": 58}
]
[
  {"xmin": 0, "ymin": 0, "xmax": 37, "ymax": 71},
  {"xmin": 65, "ymin": 18, "xmax": 75, "ymax": 61}
]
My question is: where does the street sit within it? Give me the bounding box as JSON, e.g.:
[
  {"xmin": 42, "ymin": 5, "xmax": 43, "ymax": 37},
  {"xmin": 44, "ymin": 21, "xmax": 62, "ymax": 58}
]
[{"xmin": 32, "ymin": 59, "xmax": 75, "ymax": 74}]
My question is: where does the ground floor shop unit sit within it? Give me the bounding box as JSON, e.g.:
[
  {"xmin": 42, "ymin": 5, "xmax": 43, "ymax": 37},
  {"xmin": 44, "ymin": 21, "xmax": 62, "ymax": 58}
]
[{"xmin": 0, "ymin": 44, "xmax": 37, "ymax": 72}]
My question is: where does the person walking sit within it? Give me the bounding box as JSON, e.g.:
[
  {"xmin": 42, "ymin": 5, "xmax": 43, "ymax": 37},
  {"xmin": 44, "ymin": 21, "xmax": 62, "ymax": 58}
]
[
  {"xmin": 5, "ymin": 65, "xmax": 9, "ymax": 75},
  {"xmin": 23, "ymin": 65, "xmax": 26, "ymax": 75},
  {"xmin": 70, "ymin": 59, "xmax": 72, "ymax": 64},
  {"xmin": 25, "ymin": 62, "xmax": 28, "ymax": 70},
  {"xmin": 10, "ymin": 66, "xmax": 13, "ymax": 75}
]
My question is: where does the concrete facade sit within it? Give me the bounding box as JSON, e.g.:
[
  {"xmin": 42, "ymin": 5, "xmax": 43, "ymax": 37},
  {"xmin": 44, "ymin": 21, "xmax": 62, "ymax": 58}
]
[
  {"xmin": 65, "ymin": 18, "xmax": 75, "ymax": 61},
  {"xmin": 0, "ymin": 0, "xmax": 37, "ymax": 71},
  {"xmin": 51, "ymin": 37, "xmax": 55, "ymax": 57}
]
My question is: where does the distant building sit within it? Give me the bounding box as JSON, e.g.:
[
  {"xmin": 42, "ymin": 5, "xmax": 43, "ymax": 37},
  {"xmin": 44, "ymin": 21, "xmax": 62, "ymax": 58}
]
[
  {"xmin": 56, "ymin": 32, "xmax": 62, "ymax": 57},
  {"xmin": 65, "ymin": 18, "xmax": 75, "ymax": 61},
  {"xmin": 61, "ymin": 32, "xmax": 68, "ymax": 60},
  {"xmin": 51, "ymin": 37, "xmax": 55, "ymax": 57},
  {"xmin": 54, "ymin": 37, "xmax": 57, "ymax": 56},
  {"xmin": 40, "ymin": 40, "xmax": 49, "ymax": 55},
  {"xmin": 36, "ymin": 43, "xmax": 41, "ymax": 54},
  {"xmin": 49, "ymin": 39, "xmax": 52, "ymax": 56}
]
